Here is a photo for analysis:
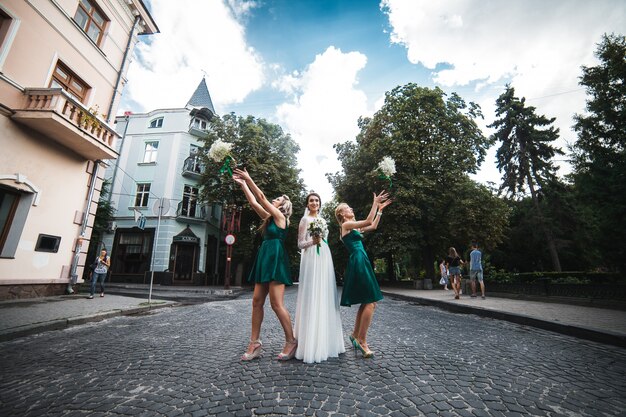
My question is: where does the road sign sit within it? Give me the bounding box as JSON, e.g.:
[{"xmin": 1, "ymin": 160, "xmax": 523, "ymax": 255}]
[
  {"xmin": 138, "ymin": 215, "xmax": 146, "ymax": 230},
  {"xmin": 225, "ymin": 234, "xmax": 236, "ymax": 246}
]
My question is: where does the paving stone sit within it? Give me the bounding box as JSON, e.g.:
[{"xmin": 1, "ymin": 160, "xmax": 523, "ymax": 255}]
[{"xmin": 0, "ymin": 289, "xmax": 625, "ymax": 417}]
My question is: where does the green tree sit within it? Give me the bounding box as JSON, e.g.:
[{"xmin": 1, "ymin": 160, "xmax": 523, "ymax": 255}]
[
  {"xmin": 489, "ymin": 85, "xmax": 564, "ymax": 271},
  {"xmin": 329, "ymin": 84, "xmax": 506, "ymax": 281},
  {"xmin": 198, "ymin": 113, "xmax": 306, "ymax": 275},
  {"xmin": 83, "ymin": 179, "xmax": 116, "ymax": 280},
  {"xmin": 572, "ymin": 33, "xmax": 626, "ymax": 272}
]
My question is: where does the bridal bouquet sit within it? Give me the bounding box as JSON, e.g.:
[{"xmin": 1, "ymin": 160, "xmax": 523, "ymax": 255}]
[
  {"xmin": 377, "ymin": 156, "xmax": 396, "ymax": 189},
  {"xmin": 308, "ymin": 218, "xmax": 328, "ymax": 255},
  {"xmin": 208, "ymin": 139, "xmax": 235, "ymax": 176}
]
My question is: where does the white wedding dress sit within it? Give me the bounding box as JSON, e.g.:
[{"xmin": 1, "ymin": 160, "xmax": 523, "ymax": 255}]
[{"xmin": 294, "ymin": 215, "xmax": 345, "ymax": 363}]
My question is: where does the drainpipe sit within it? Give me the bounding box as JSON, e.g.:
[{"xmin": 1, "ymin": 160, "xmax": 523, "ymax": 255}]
[
  {"xmin": 106, "ymin": 15, "xmax": 140, "ymax": 124},
  {"xmin": 108, "ymin": 114, "xmax": 130, "ymax": 205},
  {"xmin": 67, "ymin": 160, "xmax": 101, "ymax": 293}
]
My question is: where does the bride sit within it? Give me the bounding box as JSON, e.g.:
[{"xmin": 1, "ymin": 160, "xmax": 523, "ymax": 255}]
[{"xmin": 294, "ymin": 191, "xmax": 345, "ymax": 363}]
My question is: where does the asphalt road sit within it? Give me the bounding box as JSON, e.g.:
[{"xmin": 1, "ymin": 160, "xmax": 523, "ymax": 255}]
[{"xmin": 1, "ymin": 287, "xmax": 624, "ymax": 417}]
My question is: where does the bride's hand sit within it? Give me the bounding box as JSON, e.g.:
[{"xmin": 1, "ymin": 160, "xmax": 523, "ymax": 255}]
[{"xmin": 312, "ymin": 235, "xmax": 322, "ymax": 245}]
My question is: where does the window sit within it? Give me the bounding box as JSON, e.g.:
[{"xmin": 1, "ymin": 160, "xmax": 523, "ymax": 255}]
[
  {"xmin": 49, "ymin": 61, "xmax": 89, "ymax": 103},
  {"xmin": 134, "ymin": 183, "xmax": 151, "ymax": 207},
  {"xmin": 0, "ymin": 187, "xmax": 19, "ymax": 253},
  {"xmin": 181, "ymin": 185, "xmax": 199, "ymax": 217},
  {"xmin": 74, "ymin": 0, "xmax": 108, "ymax": 45},
  {"xmin": 35, "ymin": 234, "xmax": 61, "ymax": 253},
  {"xmin": 192, "ymin": 117, "xmax": 207, "ymax": 130},
  {"xmin": 142, "ymin": 141, "xmax": 159, "ymax": 163},
  {"xmin": 112, "ymin": 230, "xmax": 153, "ymax": 274},
  {"xmin": 0, "ymin": 7, "xmax": 18, "ymax": 69},
  {"xmin": 149, "ymin": 118, "xmax": 163, "ymax": 128}
]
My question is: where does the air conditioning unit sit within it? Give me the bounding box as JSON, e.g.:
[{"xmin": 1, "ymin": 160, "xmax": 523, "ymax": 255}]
[{"xmin": 106, "ymin": 221, "xmax": 117, "ymax": 233}]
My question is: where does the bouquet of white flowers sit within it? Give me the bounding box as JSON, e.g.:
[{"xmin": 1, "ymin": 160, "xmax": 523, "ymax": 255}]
[
  {"xmin": 377, "ymin": 156, "xmax": 396, "ymax": 188},
  {"xmin": 208, "ymin": 139, "xmax": 235, "ymax": 176},
  {"xmin": 307, "ymin": 217, "xmax": 328, "ymax": 255}
]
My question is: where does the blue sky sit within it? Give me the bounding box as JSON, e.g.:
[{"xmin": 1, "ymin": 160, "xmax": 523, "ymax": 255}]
[{"xmin": 121, "ymin": 0, "xmax": 625, "ymax": 202}]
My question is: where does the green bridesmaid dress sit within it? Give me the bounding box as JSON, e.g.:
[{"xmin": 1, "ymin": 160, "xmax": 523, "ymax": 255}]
[
  {"xmin": 340, "ymin": 230, "xmax": 383, "ymax": 307},
  {"xmin": 248, "ymin": 218, "xmax": 292, "ymax": 285}
]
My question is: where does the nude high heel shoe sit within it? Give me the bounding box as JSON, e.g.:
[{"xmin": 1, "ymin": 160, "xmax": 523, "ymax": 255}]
[
  {"xmin": 241, "ymin": 340, "xmax": 262, "ymax": 361},
  {"xmin": 277, "ymin": 339, "xmax": 297, "ymax": 361}
]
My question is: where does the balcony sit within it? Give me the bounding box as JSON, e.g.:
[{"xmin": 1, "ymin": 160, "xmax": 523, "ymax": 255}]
[
  {"xmin": 182, "ymin": 155, "xmax": 205, "ymax": 178},
  {"xmin": 176, "ymin": 201, "xmax": 209, "ymax": 223},
  {"xmin": 11, "ymin": 88, "xmax": 119, "ymax": 160}
]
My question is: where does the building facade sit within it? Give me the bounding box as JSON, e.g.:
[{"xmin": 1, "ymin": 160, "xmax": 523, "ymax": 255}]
[
  {"xmin": 102, "ymin": 79, "xmax": 222, "ymax": 286},
  {"xmin": 0, "ymin": 0, "xmax": 157, "ymax": 299}
]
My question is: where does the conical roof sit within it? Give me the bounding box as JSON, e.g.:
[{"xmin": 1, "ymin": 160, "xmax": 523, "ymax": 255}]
[{"xmin": 186, "ymin": 78, "xmax": 216, "ymax": 114}]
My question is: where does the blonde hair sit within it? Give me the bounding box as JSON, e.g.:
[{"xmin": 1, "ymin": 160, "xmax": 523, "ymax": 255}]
[
  {"xmin": 334, "ymin": 203, "xmax": 349, "ymax": 224},
  {"xmin": 448, "ymin": 247, "xmax": 459, "ymax": 258},
  {"xmin": 260, "ymin": 195, "xmax": 292, "ymax": 233}
]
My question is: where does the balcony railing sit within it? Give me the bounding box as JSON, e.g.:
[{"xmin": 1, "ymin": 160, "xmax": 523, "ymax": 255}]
[
  {"xmin": 11, "ymin": 88, "xmax": 119, "ymax": 160},
  {"xmin": 182, "ymin": 155, "xmax": 205, "ymax": 178},
  {"xmin": 176, "ymin": 200, "xmax": 209, "ymax": 222}
]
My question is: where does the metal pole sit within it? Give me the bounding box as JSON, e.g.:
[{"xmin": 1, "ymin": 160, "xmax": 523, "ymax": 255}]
[{"xmin": 148, "ymin": 198, "xmax": 163, "ymax": 304}]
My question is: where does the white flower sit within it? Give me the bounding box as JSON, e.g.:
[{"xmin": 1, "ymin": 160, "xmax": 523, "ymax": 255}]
[
  {"xmin": 378, "ymin": 156, "xmax": 396, "ymax": 177},
  {"xmin": 308, "ymin": 218, "xmax": 328, "ymax": 237},
  {"xmin": 208, "ymin": 140, "xmax": 233, "ymax": 162}
]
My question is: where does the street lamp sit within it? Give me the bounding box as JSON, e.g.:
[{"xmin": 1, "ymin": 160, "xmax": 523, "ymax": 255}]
[{"xmin": 222, "ymin": 204, "xmax": 241, "ymax": 289}]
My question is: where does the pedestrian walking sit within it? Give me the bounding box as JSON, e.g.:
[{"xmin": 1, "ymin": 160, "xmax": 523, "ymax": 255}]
[
  {"xmin": 335, "ymin": 191, "xmax": 391, "ymax": 358},
  {"xmin": 439, "ymin": 259, "xmax": 449, "ymax": 290},
  {"xmin": 469, "ymin": 242, "xmax": 485, "ymax": 299},
  {"xmin": 233, "ymin": 168, "xmax": 297, "ymax": 361},
  {"xmin": 88, "ymin": 249, "xmax": 110, "ymax": 299},
  {"xmin": 446, "ymin": 247, "xmax": 465, "ymax": 300},
  {"xmin": 294, "ymin": 191, "xmax": 345, "ymax": 363}
]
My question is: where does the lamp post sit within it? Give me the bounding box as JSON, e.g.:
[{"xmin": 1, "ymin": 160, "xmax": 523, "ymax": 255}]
[{"xmin": 222, "ymin": 204, "xmax": 241, "ymax": 289}]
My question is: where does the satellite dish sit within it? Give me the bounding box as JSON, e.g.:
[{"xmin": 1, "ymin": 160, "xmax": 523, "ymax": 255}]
[{"xmin": 153, "ymin": 198, "xmax": 170, "ymax": 216}]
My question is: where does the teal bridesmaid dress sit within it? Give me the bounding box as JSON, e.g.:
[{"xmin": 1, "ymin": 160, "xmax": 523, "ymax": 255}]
[{"xmin": 340, "ymin": 230, "xmax": 383, "ymax": 306}]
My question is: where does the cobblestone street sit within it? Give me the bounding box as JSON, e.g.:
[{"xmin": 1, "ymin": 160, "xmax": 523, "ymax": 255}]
[{"xmin": 1, "ymin": 287, "xmax": 625, "ymax": 417}]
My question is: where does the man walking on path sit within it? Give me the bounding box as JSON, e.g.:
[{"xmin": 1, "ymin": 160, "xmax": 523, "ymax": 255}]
[{"xmin": 469, "ymin": 242, "xmax": 485, "ymax": 299}]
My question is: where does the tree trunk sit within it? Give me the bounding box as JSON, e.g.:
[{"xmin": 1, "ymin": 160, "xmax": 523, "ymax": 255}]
[
  {"xmin": 527, "ymin": 176, "xmax": 562, "ymax": 272},
  {"xmin": 386, "ymin": 252, "xmax": 396, "ymax": 281},
  {"xmin": 422, "ymin": 247, "xmax": 436, "ymax": 281}
]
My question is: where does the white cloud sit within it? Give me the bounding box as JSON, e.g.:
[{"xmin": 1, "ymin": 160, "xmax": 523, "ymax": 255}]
[
  {"xmin": 381, "ymin": 0, "xmax": 626, "ymax": 182},
  {"xmin": 121, "ymin": 0, "xmax": 264, "ymax": 113},
  {"xmin": 274, "ymin": 46, "xmax": 370, "ymax": 202}
]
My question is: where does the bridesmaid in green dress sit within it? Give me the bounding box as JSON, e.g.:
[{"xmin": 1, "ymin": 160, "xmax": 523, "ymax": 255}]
[
  {"xmin": 335, "ymin": 192, "xmax": 392, "ymax": 358},
  {"xmin": 233, "ymin": 168, "xmax": 297, "ymax": 361}
]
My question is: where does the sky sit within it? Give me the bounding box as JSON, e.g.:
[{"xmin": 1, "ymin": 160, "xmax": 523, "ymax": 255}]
[{"xmin": 120, "ymin": 0, "xmax": 626, "ymax": 203}]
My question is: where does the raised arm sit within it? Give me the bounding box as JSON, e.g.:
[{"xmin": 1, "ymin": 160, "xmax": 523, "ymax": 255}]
[
  {"xmin": 341, "ymin": 191, "xmax": 389, "ymax": 232},
  {"xmin": 234, "ymin": 177, "xmax": 269, "ymax": 219},
  {"xmin": 234, "ymin": 168, "xmax": 284, "ymax": 223},
  {"xmin": 360, "ymin": 199, "xmax": 392, "ymax": 233}
]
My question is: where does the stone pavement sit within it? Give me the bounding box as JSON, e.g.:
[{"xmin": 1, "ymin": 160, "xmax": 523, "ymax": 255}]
[
  {"xmin": 381, "ymin": 287, "xmax": 626, "ymax": 348},
  {"xmin": 0, "ymin": 286, "xmax": 625, "ymax": 417}
]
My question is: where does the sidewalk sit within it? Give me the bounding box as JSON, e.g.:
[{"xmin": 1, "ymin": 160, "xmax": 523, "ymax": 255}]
[
  {"xmin": 381, "ymin": 287, "xmax": 626, "ymax": 348},
  {"xmin": 0, "ymin": 283, "xmax": 249, "ymax": 343},
  {"xmin": 0, "ymin": 293, "xmax": 176, "ymax": 342}
]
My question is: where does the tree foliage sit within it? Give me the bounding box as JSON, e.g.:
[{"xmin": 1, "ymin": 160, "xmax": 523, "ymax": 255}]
[
  {"xmin": 571, "ymin": 33, "xmax": 626, "ymax": 272},
  {"xmin": 329, "ymin": 84, "xmax": 507, "ymax": 280},
  {"xmin": 198, "ymin": 113, "xmax": 306, "ymax": 274},
  {"xmin": 83, "ymin": 179, "xmax": 116, "ymax": 280},
  {"xmin": 489, "ymin": 85, "xmax": 564, "ymax": 271}
]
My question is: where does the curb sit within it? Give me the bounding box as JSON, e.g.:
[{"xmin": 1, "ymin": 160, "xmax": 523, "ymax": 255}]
[
  {"xmin": 383, "ymin": 291, "xmax": 626, "ymax": 349},
  {"xmin": 0, "ymin": 302, "xmax": 176, "ymax": 343}
]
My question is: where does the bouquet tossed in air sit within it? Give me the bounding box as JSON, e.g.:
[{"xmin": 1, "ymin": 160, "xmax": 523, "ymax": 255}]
[
  {"xmin": 377, "ymin": 156, "xmax": 396, "ymax": 189},
  {"xmin": 307, "ymin": 217, "xmax": 328, "ymax": 255},
  {"xmin": 208, "ymin": 139, "xmax": 235, "ymax": 176}
]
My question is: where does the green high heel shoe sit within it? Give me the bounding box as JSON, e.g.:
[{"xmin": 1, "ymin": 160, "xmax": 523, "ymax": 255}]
[{"xmin": 353, "ymin": 338, "xmax": 374, "ymax": 358}]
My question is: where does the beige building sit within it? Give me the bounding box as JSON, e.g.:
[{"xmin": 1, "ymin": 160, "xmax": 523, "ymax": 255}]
[{"xmin": 0, "ymin": 0, "xmax": 158, "ymax": 299}]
